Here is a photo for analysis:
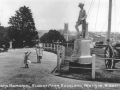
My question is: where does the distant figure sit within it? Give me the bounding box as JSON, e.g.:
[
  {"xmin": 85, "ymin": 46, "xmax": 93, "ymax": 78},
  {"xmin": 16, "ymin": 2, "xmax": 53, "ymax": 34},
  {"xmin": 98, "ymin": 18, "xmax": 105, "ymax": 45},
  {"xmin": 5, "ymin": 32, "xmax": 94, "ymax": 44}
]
[
  {"xmin": 24, "ymin": 51, "xmax": 31, "ymax": 68},
  {"xmin": 2, "ymin": 45, "xmax": 8, "ymax": 52},
  {"xmin": 36, "ymin": 43, "xmax": 44, "ymax": 63},
  {"xmin": 9, "ymin": 41, "xmax": 12, "ymax": 49},
  {"xmin": 2, "ymin": 45, "xmax": 5, "ymax": 51},
  {"xmin": 75, "ymin": 3, "xmax": 87, "ymax": 38},
  {"xmin": 12, "ymin": 39, "xmax": 15, "ymax": 49}
]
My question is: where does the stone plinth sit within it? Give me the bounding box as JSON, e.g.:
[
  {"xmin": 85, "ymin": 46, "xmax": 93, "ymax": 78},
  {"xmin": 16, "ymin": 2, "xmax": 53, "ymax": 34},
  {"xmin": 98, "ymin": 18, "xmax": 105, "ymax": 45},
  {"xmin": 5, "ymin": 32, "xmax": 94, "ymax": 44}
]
[
  {"xmin": 80, "ymin": 39, "xmax": 90, "ymax": 56},
  {"xmin": 71, "ymin": 38, "xmax": 81, "ymax": 62},
  {"xmin": 78, "ymin": 56, "xmax": 92, "ymax": 64},
  {"xmin": 71, "ymin": 39, "xmax": 92, "ymax": 64}
]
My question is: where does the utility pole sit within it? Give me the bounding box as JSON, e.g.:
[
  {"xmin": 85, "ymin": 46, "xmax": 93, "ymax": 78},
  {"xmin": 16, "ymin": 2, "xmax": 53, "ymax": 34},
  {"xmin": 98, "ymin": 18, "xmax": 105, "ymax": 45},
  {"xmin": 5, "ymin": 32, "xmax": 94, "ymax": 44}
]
[{"xmin": 107, "ymin": 0, "xmax": 112, "ymax": 44}]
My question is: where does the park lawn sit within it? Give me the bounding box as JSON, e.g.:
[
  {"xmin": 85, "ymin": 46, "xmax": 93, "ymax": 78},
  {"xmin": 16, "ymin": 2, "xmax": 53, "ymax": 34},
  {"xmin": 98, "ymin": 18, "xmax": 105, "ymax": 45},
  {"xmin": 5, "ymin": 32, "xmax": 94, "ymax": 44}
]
[
  {"xmin": 44, "ymin": 47, "xmax": 120, "ymax": 83},
  {"xmin": 0, "ymin": 48, "xmax": 59, "ymax": 90},
  {"xmin": 0, "ymin": 48, "xmax": 120, "ymax": 90},
  {"xmin": 53, "ymin": 47, "xmax": 120, "ymax": 83}
]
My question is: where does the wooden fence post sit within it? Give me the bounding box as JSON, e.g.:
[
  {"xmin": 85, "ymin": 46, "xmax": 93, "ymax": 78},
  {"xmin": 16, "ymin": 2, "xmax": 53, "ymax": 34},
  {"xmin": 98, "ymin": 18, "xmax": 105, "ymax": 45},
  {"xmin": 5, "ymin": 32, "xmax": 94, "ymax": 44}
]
[
  {"xmin": 92, "ymin": 54, "xmax": 96, "ymax": 79},
  {"xmin": 42, "ymin": 43, "xmax": 44, "ymax": 47},
  {"xmin": 57, "ymin": 43, "xmax": 59, "ymax": 52},
  {"xmin": 57, "ymin": 49, "xmax": 60, "ymax": 71},
  {"xmin": 62, "ymin": 46, "xmax": 65, "ymax": 60},
  {"xmin": 61, "ymin": 46, "xmax": 65, "ymax": 64},
  {"xmin": 44, "ymin": 43, "xmax": 46, "ymax": 48},
  {"xmin": 59, "ymin": 45, "xmax": 61, "ymax": 51},
  {"xmin": 54, "ymin": 44, "xmax": 55, "ymax": 51},
  {"xmin": 53, "ymin": 43, "xmax": 55, "ymax": 51},
  {"xmin": 46, "ymin": 43, "xmax": 47, "ymax": 48},
  {"xmin": 67, "ymin": 42, "xmax": 68, "ymax": 48},
  {"xmin": 45, "ymin": 43, "xmax": 47, "ymax": 48},
  {"xmin": 47, "ymin": 43, "xmax": 49, "ymax": 49},
  {"xmin": 43, "ymin": 43, "xmax": 45, "ymax": 48},
  {"xmin": 51, "ymin": 43, "xmax": 52, "ymax": 50}
]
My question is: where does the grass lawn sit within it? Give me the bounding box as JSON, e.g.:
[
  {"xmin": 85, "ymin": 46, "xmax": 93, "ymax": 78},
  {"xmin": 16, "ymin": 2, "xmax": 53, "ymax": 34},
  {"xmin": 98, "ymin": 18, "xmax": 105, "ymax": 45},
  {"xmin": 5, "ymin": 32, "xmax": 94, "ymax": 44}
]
[
  {"xmin": 51, "ymin": 47, "xmax": 120, "ymax": 83},
  {"xmin": 1, "ymin": 48, "xmax": 120, "ymax": 90}
]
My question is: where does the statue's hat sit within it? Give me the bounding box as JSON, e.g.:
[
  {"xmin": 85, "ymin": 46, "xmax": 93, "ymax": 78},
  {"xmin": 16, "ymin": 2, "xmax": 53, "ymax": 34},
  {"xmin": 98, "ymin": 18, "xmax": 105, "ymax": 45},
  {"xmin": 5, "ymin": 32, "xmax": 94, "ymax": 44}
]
[{"xmin": 78, "ymin": 3, "xmax": 84, "ymax": 7}]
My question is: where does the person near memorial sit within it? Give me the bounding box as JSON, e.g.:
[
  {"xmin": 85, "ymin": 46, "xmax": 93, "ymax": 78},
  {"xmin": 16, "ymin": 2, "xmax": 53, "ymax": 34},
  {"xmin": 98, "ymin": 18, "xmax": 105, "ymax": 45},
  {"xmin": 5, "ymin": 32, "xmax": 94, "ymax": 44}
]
[
  {"xmin": 75, "ymin": 3, "xmax": 87, "ymax": 37},
  {"xmin": 9, "ymin": 41, "xmax": 12, "ymax": 49},
  {"xmin": 2, "ymin": 45, "xmax": 8, "ymax": 52},
  {"xmin": 24, "ymin": 51, "xmax": 31, "ymax": 68},
  {"xmin": 36, "ymin": 43, "xmax": 44, "ymax": 63}
]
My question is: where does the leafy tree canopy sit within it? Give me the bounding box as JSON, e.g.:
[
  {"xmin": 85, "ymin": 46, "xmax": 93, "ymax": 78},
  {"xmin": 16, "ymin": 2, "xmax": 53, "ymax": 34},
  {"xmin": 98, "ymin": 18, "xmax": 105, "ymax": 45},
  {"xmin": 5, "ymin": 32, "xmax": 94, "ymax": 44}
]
[
  {"xmin": 8, "ymin": 6, "xmax": 38, "ymax": 47},
  {"xmin": 0, "ymin": 26, "xmax": 10, "ymax": 47},
  {"xmin": 40, "ymin": 29, "xmax": 66, "ymax": 43}
]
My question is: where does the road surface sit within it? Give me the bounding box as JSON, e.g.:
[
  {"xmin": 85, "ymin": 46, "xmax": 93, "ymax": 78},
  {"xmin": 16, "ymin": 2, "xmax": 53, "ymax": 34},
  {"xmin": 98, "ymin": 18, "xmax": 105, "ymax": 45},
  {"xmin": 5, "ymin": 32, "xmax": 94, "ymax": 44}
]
[{"xmin": 0, "ymin": 48, "xmax": 119, "ymax": 90}]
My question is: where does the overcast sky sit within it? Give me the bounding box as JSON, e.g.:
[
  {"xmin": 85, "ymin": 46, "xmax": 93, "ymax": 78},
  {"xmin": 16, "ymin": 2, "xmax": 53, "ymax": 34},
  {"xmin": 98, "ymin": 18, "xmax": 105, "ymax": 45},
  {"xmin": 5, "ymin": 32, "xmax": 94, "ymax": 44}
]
[{"xmin": 0, "ymin": 0, "xmax": 120, "ymax": 32}]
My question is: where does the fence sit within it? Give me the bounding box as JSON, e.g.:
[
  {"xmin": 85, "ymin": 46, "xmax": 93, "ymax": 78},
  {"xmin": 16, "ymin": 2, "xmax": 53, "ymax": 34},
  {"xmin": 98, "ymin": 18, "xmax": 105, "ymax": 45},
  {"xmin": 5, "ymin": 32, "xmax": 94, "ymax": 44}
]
[
  {"xmin": 56, "ymin": 47, "xmax": 96, "ymax": 79},
  {"xmin": 56, "ymin": 46, "xmax": 120, "ymax": 80},
  {"xmin": 99, "ymin": 58, "xmax": 120, "ymax": 70},
  {"xmin": 43, "ymin": 43, "xmax": 56, "ymax": 51},
  {"xmin": 42, "ymin": 42, "xmax": 120, "ymax": 80},
  {"xmin": 42, "ymin": 42, "xmax": 65, "ymax": 52},
  {"xmin": 42, "ymin": 42, "xmax": 96, "ymax": 79}
]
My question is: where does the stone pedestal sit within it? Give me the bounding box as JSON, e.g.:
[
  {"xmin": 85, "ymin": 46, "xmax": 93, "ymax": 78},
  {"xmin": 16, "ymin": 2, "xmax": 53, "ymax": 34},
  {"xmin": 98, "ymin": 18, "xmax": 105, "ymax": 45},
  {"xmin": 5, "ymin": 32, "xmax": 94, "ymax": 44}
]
[
  {"xmin": 69, "ymin": 39, "xmax": 92, "ymax": 73},
  {"xmin": 71, "ymin": 38, "xmax": 81, "ymax": 62},
  {"xmin": 71, "ymin": 39, "xmax": 92, "ymax": 64},
  {"xmin": 78, "ymin": 39, "xmax": 92, "ymax": 64}
]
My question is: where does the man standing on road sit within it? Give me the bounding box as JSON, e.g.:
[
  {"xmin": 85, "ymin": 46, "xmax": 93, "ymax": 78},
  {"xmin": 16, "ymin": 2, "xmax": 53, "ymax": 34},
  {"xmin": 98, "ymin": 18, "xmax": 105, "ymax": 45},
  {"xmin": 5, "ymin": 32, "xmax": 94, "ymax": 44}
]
[
  {"xmin": 36, "ymin": 43, "xmax": 44, "ymax": 63},
  {"xmin": 75, "ymin": 3, "xmax": 87, "ymax": 38}
]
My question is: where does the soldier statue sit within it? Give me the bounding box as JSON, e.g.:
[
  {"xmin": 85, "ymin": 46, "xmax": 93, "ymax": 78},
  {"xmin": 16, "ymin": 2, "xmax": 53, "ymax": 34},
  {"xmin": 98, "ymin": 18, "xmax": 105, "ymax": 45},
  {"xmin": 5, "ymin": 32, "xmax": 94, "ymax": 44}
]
[{"xmin": 75, "ymin": 3, "xmax": 87, "ymax": 38}]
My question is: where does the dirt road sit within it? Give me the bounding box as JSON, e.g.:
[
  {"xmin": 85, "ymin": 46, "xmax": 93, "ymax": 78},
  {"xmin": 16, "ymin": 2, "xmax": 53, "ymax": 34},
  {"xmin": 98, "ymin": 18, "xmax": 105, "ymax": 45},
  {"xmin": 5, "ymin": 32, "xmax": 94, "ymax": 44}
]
[{"xmin": 0, "ymin": 48, "xmax": 120, "ymax": 90}]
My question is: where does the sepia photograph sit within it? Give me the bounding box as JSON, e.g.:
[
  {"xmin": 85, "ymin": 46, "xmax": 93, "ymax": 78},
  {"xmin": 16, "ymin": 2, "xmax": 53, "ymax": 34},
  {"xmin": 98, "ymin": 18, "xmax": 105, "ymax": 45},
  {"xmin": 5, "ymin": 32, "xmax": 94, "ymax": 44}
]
[{"xmin": 0, "ymin": 0, "xmax": 120, "ymax": 90}]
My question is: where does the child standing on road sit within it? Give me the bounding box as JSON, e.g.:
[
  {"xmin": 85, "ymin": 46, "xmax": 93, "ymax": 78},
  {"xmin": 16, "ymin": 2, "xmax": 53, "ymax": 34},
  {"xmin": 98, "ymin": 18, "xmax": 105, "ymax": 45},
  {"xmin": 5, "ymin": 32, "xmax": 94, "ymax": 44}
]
[{"xmin": 24, "ymin": 51, "xmax": 31, "ymax": 68}]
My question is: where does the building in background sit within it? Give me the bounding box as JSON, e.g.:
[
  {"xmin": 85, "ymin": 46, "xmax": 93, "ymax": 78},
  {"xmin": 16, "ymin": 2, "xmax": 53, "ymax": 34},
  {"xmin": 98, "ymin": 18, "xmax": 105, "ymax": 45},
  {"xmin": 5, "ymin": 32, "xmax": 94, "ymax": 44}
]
[
  {"xmin": 58, "ymin": 23, "xmax": 76, "ymax": 42},
  {"xmin": 63, "ymin": 23, "xmax": 69, "ymax": 41},
  {"xmin": 92, "ymin": 35, "xmax": 106, "ymax": 44}
]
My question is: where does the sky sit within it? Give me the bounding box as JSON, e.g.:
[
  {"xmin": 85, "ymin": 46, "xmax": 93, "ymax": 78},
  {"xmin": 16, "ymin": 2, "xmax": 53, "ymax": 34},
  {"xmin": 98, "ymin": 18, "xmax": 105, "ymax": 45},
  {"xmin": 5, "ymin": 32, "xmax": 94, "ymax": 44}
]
[{"xmin": 0, "ymin": 0, "xmax": 120, "ymax": 32}]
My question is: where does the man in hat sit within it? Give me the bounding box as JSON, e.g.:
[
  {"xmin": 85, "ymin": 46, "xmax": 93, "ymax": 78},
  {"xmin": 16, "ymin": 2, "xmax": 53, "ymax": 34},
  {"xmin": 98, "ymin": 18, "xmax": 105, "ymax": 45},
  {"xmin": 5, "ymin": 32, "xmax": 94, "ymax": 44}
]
[{"xmin": 75, "ymin": 3, "xmax": 87, "ymax": 38}]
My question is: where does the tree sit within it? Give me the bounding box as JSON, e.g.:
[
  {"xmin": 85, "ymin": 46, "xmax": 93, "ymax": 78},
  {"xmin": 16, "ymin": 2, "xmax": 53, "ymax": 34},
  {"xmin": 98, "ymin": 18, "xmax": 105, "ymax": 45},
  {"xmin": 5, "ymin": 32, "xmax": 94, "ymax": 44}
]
[
  {"xmin": 0, "ymin": 26, "xmax": 10, "ymax": 48},
  {"xmin": 40, "ymin": 30, "xmax": 66, "ymax": 43},
  {"xmin": 8, "ymin": 6, "xmax": 38, "ymax": 48}
]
